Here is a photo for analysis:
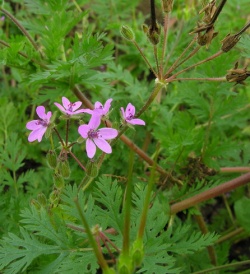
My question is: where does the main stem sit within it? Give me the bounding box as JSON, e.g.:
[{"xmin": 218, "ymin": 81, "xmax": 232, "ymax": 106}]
[
  {"xmin": 122, "ymin": 151, "xmax": 134, "ymax": 255},
  {"xmin": 170, "ymin": 172, "xmax": 250, "ymax": 214}
]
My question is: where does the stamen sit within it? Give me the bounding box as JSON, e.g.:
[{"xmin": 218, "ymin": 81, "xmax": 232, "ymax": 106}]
[
  {"xmin": 68, "ymin": 103, "xmax": 75, "ymax": 112},
  {"xmin": 88, "ymin": 129, "xmax": 99, "ymax": 139},
  {"xmin": 37, "ymin": 119, "xmax": 48, "ymax": 127}
]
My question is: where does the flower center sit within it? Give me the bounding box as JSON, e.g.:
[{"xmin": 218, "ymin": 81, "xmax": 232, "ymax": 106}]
[
  {"xmin": 37, "ymin": 119, "xmax": 49, "ymax": 127},
  {"xmin": 88, "ymin": 129, "xmax": 99, "ymax": 139},
  {"xmin": 126, "ymin": 113, "xmax": 134, "ymax": 121},
  {"xmin": 67, "ymin": 103, "xmax": 75, "ymax": 112}
]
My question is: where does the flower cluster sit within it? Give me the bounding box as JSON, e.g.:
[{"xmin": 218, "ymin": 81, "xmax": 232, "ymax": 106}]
[{"xmin": 26, "ymin": 97, "xmax": 145, "ymax": 159}]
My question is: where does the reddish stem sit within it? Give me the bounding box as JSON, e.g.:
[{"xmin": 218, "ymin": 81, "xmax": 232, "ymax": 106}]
[{"xmin": 170, "ymin": 172, "xmax": 250, "ymax": 214}]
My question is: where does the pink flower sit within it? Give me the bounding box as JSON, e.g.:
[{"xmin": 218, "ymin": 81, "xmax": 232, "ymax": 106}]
[
  {"xmin": 83, "ymin": 98, "xmax": 112, "ymax": 116},
  {"xmin": 54, "ymin": 97, "xmax": 86, "ymax": 116},
  {"xmin": 26, "ymin": 106, "xmax": 52, "ymax": 142},
  {"xmin": 78, "ymin": 114, "xmax": 118, "ymax": 158},
  {"xmin": 121, "ymin": 103, "xmax": 145, "ymax": 126}
]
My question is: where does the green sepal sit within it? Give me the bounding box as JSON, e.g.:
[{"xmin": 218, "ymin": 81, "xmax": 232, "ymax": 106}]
[
  {"xmin": 131, "ymin": 239, "xmax": 144, "ymax": 267},
  {"xmin": 53, "ymin": 172, "xmax": 65, "ymax": 189},
  {"xmin": 46, "ymin": 149, "xmax": 57, "ymax": 169},
  {"xmin": 86, "ymin": 160, "xmax": 99, "ymax": 178},
  {"xmin": 120, "ymin": 25, "xmax": 135, "ymax": 41},
  {"xmin": 118, "ymin": 253, "xmax": 134, "ymax": 274},
  {"xmin": 30, "ymin": 199, "xmax": 41, "ymax": 210},
  {"xmin": 58, "ymin": 160, "xmax": 71, "ymax": 179},
  {"xmin": 77, "ymin": 136, "xmax": 85, "ymax": 144},
  {"xmin": 37, "ymin": 193, "xmax": 47, "ymax": 207}
]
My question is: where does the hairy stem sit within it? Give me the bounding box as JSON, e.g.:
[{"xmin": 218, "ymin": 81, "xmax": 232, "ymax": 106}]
[
  {"xmin": 192, "ymin": 260, "xmax": 250, "ymax": 274},
  {"xmin": 74, "ymin": 197, "xmax": 110, "ymax": 272},
  {"xmin": 0, "ymin": 39, "xmax": 46, "ymax": 67},
  {"xmin": 220, "ymin": 167, "xmax": 250, "ymax": 173},
  {"xmin": 68, "ymin": 150, "xmax": 86, "ymax": 172},
  {"xmin": 164, "ymin": 38, "xmax": 198, "ymax": 77},
  {"xmin": 170, "ymin": 172, "xmax": 250, "ymax": 214},
  {"xmin": 216, "ymin": 227, "xmax": 245, "ymax": 244},
  {"xmin": 170, "ymin": 77, "xmax": 226, "ymax": 82},
  {"xmin": 168, "ymin": 50, "xmax": 223, "ymax": 80},
  {"xmin": 160, "ymin": 12, "xmax": 169, "ymax": 78},
  {"xmin": 0, "ymin": 7, "xmax": 41, "ymax": 54},
  {"xmin": 53, "ymin": 127, "xmax": 65, "ymax": 146},
  {"xmin": 137, "ymin": 147, "xmax": 158, "ymax": 240},
  {"xmin": 132, "ymin": 40, "xmax": 158, "ymax": 77},
  {"xmin": 194, "ymin": 209, "xmax": 217, "ymax": 266},
  {"xmin": 122, "ymin": 151, "xmax": 134, "ymax": 256},
  {"xmin": 136, "ymin": 81, "xmax": 164, "ymax": 117}
]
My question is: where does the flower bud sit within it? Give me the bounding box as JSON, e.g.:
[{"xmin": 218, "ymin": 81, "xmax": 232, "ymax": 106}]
[
  {"xmin": 120, "ymin": 25, "xmax": 135, "ymax": 41},
  {"xmin": 37, "ymin": 193, "xmax": 47, "ymax": 207},
  {"xmin": 131, "ymin": 239, "xmax": 144, "ymax": 267},
  {"xmin": 105, "ymin": 268, "xmax": 116, "ymax": 274},
  {"xmin": 132, "ymin": 248, "xmax": 144, "ymax": 267},
  {"xmin": 86, "ymin": 160, "xmax": 99, "ymax": 178},
  {"xmin": 46, "ymin": 150, "xmax": 57, "ymax": 169},
  {"xmin": 118, "ymin": 265, "xmax": 130, "ymax": 274},
  {"xmin": 49, "ymin": 190, "xmax": 60, "ymax": 207},
  {"xmin": 53, "ymin": 172, "xmax": 65, "ymax": 189},
  {"xmin": 162, "ymin": 0, "xmax": 173, "ymax": 13},
  {"xmin": 143, "ymin": 23, "xmax": 161, "ymax": 45},
  {"xmin": 118, "ymin": 254, "xmax": 133, "ymax": 274},
  {"xmin": 58, "ymin": 159, "xmax": 71, "ymax": 179},
  {"xmin": 30, "ymin": 199, "xmax": 41, "ymax": 210},
  {"xmin": 221, "ymin": 33, "xmax": 241, "ymax": 52}
]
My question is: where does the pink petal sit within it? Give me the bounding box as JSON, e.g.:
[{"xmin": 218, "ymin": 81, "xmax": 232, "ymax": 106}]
[
  {"xmin": 72, "ymin": 101, "xmax": 82, "ymax": 111},
  {"xmin": 46, "ymin": 111, "xmax": 52, "ymax": 121},
  {"xmin": 70, "ymin": 109, "xmax": 86, "ymax": 114},
  {"xmin": 62, "ymin": 97, "xmax": 71, "ymax": 109},
  {"xmin": 54, "ymin": 102, "xmax": 66, "ymax": 113},
  {"xmin": 126, "ymin": 103, "xmax": 135, "ymax": 117},
  {"xmin": 94, "ymin": 138, "xmax": 112, "ymax": 154},
  {"xmin": 128, "ymin": 118, "xmax": 145, "ymax": 126},
  {"xmin": 81, "ymin": 109, "xmax": 93, "ymax": 115},
  {"xmin": 78, "ymin": 124, "xmax": 90, "ymax": 138},
  {"xmin": 65, "ymin": 110, "xmax": 85, "ymax": 115},
  {"xmin": 28, "ymin": 127, "xmax": 47, "ymax": 142},
  {"xmin": 103, "ymin": 98, "xmax": 112, "ymax": 114},
  {"xmin": 94, "ymin": 101, "xmax": 103, "ymax": 109},
  {"xmin": 88, "ymin": 114, "xmax": 101, "ymax": 129},
  {"xmin": 36, "ymin": 106, "xmax": 46, "ymax": 119},
  {"xmin": 92, "ymin": 108, "xmax": 103, "ymax": 116},
  {"xmin": 26, "ymin": 120, "xmax": 41, "ymax": 130},
  {"xmin": 86, "ymin": 139, "xmax": 96, "ymax": 158},
  {"xmin": 98, "ymin": 128, "xmax": 118, "ymax": 139},
  {"xmin": 121, "ymin": 107, "xmax": 126, "ymax": 120}
]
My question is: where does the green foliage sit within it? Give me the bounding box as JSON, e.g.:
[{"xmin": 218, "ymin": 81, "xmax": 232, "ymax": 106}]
[
  {"xmin": 234, "ymin": 197, "xmax": 250, "ymax": 233},
  {"xmin": 0, "ymin": 177, "xmax": 220, "ymax": 273},
  {"xmin": 0, "ymin": 206, "xmax": 98, "ymax": 274}
]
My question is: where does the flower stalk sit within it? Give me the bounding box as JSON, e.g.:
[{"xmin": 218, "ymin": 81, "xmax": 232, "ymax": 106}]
[
  {"xmin": 74, "ymin": 197, "xmax": 113, "ymax": 273},
  {"xmin": 0, "ymin": 7, "xmax": 41, "ymax": 55}
]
